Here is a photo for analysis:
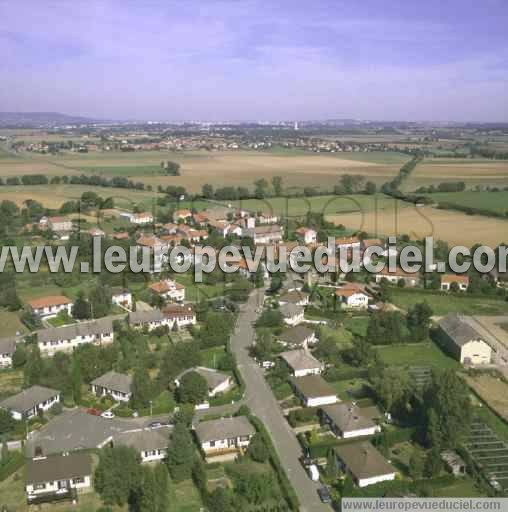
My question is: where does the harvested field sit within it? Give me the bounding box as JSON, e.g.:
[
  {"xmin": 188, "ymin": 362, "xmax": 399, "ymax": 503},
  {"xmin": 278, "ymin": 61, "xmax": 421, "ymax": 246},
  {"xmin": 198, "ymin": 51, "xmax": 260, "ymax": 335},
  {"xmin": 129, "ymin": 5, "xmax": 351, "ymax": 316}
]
[
  {"xmin": 463, "ymin": 374, "xmax": 508, "ymax": 422},
  {"xmin": 0, "ymin": 185, "xmax": 160, "ymax": 209},
  {"xmin": 326, "ymin": 204, "xmax": 508, "ymax": 247},
  {"xmin": 405, "ymin": 158, "xmax": 508, "ymax": 190}
]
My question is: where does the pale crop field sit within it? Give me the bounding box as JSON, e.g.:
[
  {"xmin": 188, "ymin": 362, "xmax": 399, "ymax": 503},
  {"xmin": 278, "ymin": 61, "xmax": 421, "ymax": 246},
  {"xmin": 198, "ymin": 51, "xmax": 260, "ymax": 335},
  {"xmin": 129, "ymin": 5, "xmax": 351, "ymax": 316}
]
[{"xmin": 326, "ymin": 204, "xmax": 508, "ymax": 247}]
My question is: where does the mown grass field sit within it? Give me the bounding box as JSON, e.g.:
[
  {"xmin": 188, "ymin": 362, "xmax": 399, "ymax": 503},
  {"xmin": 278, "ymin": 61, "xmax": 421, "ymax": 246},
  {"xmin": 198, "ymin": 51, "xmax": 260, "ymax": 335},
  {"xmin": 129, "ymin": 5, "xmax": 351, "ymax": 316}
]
[
  {"xmin": 389, "ymin": 289, "xmax": 508, "ymax": 316},
  {"xmin": 422, "ymin": 191, "xmax": 508, "ymax": 214},
  {"xmin": 375, "ymin": 341, "xmax": 458, "ymax": 369}
]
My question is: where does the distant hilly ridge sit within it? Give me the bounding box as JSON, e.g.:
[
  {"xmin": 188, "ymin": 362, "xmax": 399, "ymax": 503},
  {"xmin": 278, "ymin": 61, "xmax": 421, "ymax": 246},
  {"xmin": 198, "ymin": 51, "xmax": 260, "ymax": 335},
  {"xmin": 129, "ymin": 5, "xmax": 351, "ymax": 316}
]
[{"xmin": 0, "ymin": 112, "xmax": 105, "ymax": 127}]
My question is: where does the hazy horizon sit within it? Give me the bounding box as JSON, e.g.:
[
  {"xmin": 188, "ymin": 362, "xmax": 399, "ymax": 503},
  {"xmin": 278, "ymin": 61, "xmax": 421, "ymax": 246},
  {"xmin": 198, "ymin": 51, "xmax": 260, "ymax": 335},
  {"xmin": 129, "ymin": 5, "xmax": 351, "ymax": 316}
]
[{"xmin": 1, "ymin": 0, "xmax": 507, "ymax": 123}]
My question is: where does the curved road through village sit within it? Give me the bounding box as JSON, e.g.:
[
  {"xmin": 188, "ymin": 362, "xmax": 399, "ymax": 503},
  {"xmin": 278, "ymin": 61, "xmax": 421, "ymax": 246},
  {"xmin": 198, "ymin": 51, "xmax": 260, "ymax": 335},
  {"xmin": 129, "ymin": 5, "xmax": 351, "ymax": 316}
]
[{"xmin": 230, "ymin": 287, "xmax": 331, "ymax": 512}]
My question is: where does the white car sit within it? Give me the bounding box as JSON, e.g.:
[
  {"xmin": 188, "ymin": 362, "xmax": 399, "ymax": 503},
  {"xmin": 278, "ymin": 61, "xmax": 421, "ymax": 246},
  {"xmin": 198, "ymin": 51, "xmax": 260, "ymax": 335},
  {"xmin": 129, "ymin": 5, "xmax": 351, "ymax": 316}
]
[{"xmin": 101, "ymin": 411, "xmax": 115, "ymax": 419}]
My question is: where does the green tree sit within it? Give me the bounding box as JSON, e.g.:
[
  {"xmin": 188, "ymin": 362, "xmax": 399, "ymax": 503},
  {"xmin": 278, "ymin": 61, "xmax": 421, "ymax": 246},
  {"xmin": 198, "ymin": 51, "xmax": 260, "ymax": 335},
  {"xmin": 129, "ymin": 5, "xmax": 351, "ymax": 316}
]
[
  {"xmin": 202, "ymin": 184, "xmax": 214, "ymax": 198},
  {"xmin": 153, "ymin": 464, "xmax": 171, "ymax": 512},
  {"xmin": 207, "ymin": 487, "xmax": 233, "ymax": 512},
  {"xmin": 247, "ymin": 433, "xmax": 269, "ymax": 463},
  {"xmin": 24, "ymin": 344, "xmax": 43, "ymax": 387},
  {"xmin": 326, "ymin": 448, "xmax": 339, "ymax": 479},
  {"xmin": 138, "ymin": 466, "xmax": 157, "ymax": 512},
  {"xmin": 12, "ymin": 344, "xmax": 27, "ymax": 368},
  {"xmin": 71, "ymin": 358, "xmax": 82, "ymax": 404},
  {"xmin": 176, "ymin": 371, "xmax": 208, "ymax": 405},
  {"xmin": 407, "ymin": 302, "xmax": 433, "ymax": 341},
  {"xmin": 409, "ymin": 449, "xmax": 424, "ymax": 480},
  {"xmin": 0, "ymin": 410, "xmax": 15, "ymax": 437},
  {"xmin": 131, "ymin": 365, "xmax": 153, "ymax": 410},
  {"xmin": 424, "ymin": 447, "xmax": 443, "ymax": 477},
  {"xmin": 254, "ymin": 178, "xmax": 269, "ymax": 199},
  {"xmin": 72, "ymin": 290, "xmax": 91, "ymax": 319},
  {"xmin": 166, "ymin": 422, "xmax": 194, "ymax": 481},
  {"xmin": 94, "ymin": 446, "xmax": 142, "ymax": 506},
  {"xmin": 271, "ymin": 176, "xmax": 283, "ymax": 196}
]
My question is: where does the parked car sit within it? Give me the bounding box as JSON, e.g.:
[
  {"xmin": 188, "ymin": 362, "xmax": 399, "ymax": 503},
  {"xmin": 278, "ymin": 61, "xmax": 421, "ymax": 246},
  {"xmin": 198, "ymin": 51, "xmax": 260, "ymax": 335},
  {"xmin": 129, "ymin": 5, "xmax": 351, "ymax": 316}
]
[
  {"xmin": 86, "ymin": 408, "xmax": 101, "ymax": 416},
  {"xmin": 307, "ymin": 464, "xmax": 320, "ymax": 482},
  {"xmin": 101, "ymin": 410, "xmax": 115, "ymax": 419},
  {"xmin": 317, "ymin": 486, "xmax": 332, "ymax": 504}
]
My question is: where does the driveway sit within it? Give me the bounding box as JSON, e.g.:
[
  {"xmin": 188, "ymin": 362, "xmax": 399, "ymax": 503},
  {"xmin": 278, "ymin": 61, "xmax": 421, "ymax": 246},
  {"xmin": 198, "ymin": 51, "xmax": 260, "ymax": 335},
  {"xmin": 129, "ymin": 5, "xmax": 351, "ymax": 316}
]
[{"xmin": 230, "ymin": 287, "xmax": 331, "ymax": 512}]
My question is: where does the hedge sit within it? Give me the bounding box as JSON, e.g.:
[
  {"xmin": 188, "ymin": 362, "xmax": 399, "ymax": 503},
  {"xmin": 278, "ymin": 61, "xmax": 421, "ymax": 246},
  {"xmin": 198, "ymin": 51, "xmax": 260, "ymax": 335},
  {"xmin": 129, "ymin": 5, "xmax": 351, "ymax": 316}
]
[
  {"xmin": 323, "ymin": 367, "xmax": 369, "ymax": 382},
  {"xmin": 287, "ymin": 407, "xmax": 319, "ymax": 428},
  {"xmin": 249, "ymin": 415, "xmax": 300, "ymax": 511}
]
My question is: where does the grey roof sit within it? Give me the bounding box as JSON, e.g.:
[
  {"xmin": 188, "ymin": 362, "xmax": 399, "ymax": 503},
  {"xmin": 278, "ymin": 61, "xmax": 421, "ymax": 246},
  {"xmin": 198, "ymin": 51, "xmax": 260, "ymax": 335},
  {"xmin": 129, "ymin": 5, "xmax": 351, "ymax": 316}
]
[
  {"xmin": 38, "ymin": 318, "xmax": 113, "ymax": 344},
  {"xmin": 438, "ymin": 313, "xmax": 484, "ymax": 347},
  {"xmin": 0, "ymin": 337, "xmax": 17, "ymax": 355},
  {"xmin": 322, "ymin": 403, "xmax": 377, "ymax": 433},
  {"xmin": 279, "ymin": 290, "xmax": 309, "ymax": 304},
  {"xmin": 0, "ymin": 385, "xmax": 60, "ymax": 414},
  {"xmin": 195, "ymin": 416, "xmax": 255, "ymax": 444},
  {"xmin": 253, "ymin": 224, "xmax": 282, "ymax": 235},
  {"xmin": 26, "ymin": 453, "xmax": 92, "ymax": 486},
  {"xmin": 129, "ymin": 310, "xmax": 164, "ymax": 324},
  {"xmin": 278, "ymin": 325, "xmax": 314, "ymax": 345},
  {"xmin": 91, "ymin": 371, "xmax": 133, "ymax": 395},
  {"xmin": 176, "ymin": 367, "xmax": 230, "ymax": 392},
  {"xmin": 25, "ymin": 409, "xmax": 171, "ymax": 457},
  {"xmin": 335, "ymin": 442, "xmax": 396, "ymax": 480},
  {"xmin": 279, "ymin": 303, "xmax": 304, "ymax": 319},
  {"xmin": 114, "ymin": 427, "xmax": 170, "ymax": 453},
  {"xmin": 290, "ymin": 375, "xmax": 337, "ymax": 399},
  {"xmin": 280, "ymin": 350, "xmax": 322, "ymax": 372}
]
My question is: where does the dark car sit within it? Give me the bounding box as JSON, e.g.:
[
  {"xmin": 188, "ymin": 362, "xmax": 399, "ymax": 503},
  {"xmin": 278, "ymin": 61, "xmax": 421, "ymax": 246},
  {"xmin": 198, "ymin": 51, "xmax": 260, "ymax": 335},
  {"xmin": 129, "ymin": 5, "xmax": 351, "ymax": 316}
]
[
  {"xmin": 149, "ymin": 420, "xmax": 170, "ymax": 428},
  {"xmin": 299, "ymin": 455, "xmax": 313, "ymax": 467},
  {"xmin": 317, "ymin": 486, "xmax": 332, "ymax": 504}
]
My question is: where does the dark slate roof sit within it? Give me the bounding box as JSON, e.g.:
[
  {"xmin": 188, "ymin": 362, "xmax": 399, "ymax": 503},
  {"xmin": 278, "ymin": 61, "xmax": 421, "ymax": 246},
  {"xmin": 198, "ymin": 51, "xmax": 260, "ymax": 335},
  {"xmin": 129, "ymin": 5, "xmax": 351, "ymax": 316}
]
[
  {"xmin": 0, "ymin": 337, "xmax": 17, "ymax": 355},
  {"xmin": 129, "ymin": 310, "xmax": 164, "ymax": 324},
  {"xmin": 195, "ymin": 416, "xmax": 255, "ymax": 444},
  {"xmin": 278, "ymin": 325, "xmax": 314, "ymax": 345},
  {"xmin": 114, "ymin": 427, "xmax": 170, "ymax": 452},
  {"xmin": 26, "ymin": 453, "xmax": 92, "ymax": 486},
  {"xmin": 334, "ymin": 442, "xmax": 395, "ymax": 480},
  {"xmin": 438, "ymin": 313, "xmax": 484, "ymax": 347},
  {"xmin": 322, "ymin": 402, "xmax": 377, "ymax": 433},
  {"xmin": 290, "ymin": 375, "xmax": 337, "ymax": 399},
  {"xmin": 37, "ymin": 318, "xmax": 113, "ymax": 344},
  {"xmin": 0, "ymin": 385, "xmax": 60, "ymax": 414},
  {"xmin": 91, "ymin": 371, "xmax": 132, "ymax": 395}
]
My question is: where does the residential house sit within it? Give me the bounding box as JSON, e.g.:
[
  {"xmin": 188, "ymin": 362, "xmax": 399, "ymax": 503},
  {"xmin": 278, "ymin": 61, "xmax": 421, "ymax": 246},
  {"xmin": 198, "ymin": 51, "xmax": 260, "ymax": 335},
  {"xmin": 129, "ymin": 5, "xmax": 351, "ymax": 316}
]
[
  {"xmin": 173, "ymin": 209, "xmax": 193, "ymax": 222},
  {"xmin": 37, "ymin": 318, "xmax": 114, "ymax": 356},
  {"xmin": 149, "ymin": 279, "xmax": 185, "ymax": 302},
  {"xmin": 277, "ymin": 325, "xmax": 317, "ymax": 349},
  {"xmin": 26, "ymin": 453, "xmax": 92, "ymax": 503},
  {"xmin": 0, "ymin": 385, "xmax": 60, "ymax": 420},
  {"xmin": 436, "ymin": 313, "xmax": 492, "ymax": 365},
  {"xmin": 162, "ymin": 304, "xmax": 196, "ymax": 329},
  {"xmin": 295, "ymin": 227, "xmax": 317, "ymax": 245},
  {"xmin": 335, "ymin": 283, "xmax": 370, "ymax": 309},
  {"xmin": 111, "ymin": 287, "xmax": 133, "ymax": 310},
  {"xmin": 128, "ymin": 310, "xmax": 170, "ymax": 331},
  {"xmin": 280, "ymin": 304, "xmax": 305, "ymax": 326},
  {"xmin": 290, "ymin": 375, "xmax": 338, "ymax": 407},
  {"xmin": 321, "ymin": 402, "xmax": 381, "ymax": 439},
  {"xmin": 441, "ymin": 274, "xmax": 469, "ymax": 291},
  {"xmin": 278, "ymin": 290, "xmax": 310, "ymax": 307},
  {"xmin": 244, "ymin": 225, "xmax": 283, "ymax": 245},
  {"xmin": 87, "ymin": 227, "xmax": 105, "ymax": 237},
  {"xmin": 175, "ymin": 367, "xmax": 232, "ymax": 397},
  {"xmin": 91, "ymin": 371, "xmax": 133, "ymax": 402},
  {"xmin": 374, "ymin": 267, "xmax": 420, "ymax": 287},
  {"xmin": 0, "ymin": 337, "xmax": 17, "ymax": 368},
  {"xmin": 334, "ymin": 442, "xmax": 396, "ymax": 487},
  {"xmin": 279, "ymin": 350, "xmax": 324, "ymax": 377},
  {"xmin": 130, "ymin": 212, "xmax": 154, "ymax": 225},
  {"xmin": 44, "ymin": 216, "xmax": 73, "ymax": 232},
  {"xmin": 257, "ymin": 213, "xmax": 279, "ymax": 224},
  {"xmin": 194, "ymin": 416, "xmax": 256, "ymax": 457},
  {"xmin": 114, "ymin": 428, "xmax": 170, "ymax": 463},
  {"xmin": 28, "ymin": 295, "xmax": 73, "ymax": 318}
]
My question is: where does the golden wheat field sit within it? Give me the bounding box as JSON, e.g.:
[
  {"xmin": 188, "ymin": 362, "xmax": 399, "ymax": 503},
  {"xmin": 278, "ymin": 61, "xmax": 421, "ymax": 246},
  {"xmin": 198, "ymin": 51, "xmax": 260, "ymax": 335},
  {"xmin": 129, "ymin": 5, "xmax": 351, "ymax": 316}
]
[{"xmin": 326, "ymin": 204, "xmax": 508, "ymax": 247}]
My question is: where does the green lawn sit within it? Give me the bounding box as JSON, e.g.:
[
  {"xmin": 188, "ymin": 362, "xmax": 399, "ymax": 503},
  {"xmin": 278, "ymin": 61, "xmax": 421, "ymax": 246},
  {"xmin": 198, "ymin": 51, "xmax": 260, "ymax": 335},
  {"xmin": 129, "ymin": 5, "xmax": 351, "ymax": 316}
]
[
  {"xmin": 433, "ymin": 477, "xmax": 485, "ymax": 498},
  {"xmin": 330, "ymin": 378, "xmax": 371, "ymax": 401},
  {"xmin": 0, "ymin": 310, "xmax": 28, "ymax": 336},
  {"xmin": 319, "ymin": 325, "xmax": 353, "ymax": 348},
  {"xmin": 172, "ymin": 479, "xmax": 203, "ymax": 512},
  {"xmin": 0, "ymin": 369, "xmax": 24, "ymax": 399},
  {"xmin": 422, "ymin": 191, "xmax": 508, "ymax": 214},
  {"xmin": 375, "ymin": 342, "xmax": 458, "ymax": 369},
  {"xmin": 200, "ymin": 346, "xmax": 227, "ymax": 369},
  {"xmin": 78, "ymin": 164, "xmax": 163, "ymax": 176},
  {"xmin": 343, "ymin": 316, "xmax": 370, "ymax": 337},
  {"xmin": 390, "ymin": 289, "xmax": 508, "ymax": 316}
]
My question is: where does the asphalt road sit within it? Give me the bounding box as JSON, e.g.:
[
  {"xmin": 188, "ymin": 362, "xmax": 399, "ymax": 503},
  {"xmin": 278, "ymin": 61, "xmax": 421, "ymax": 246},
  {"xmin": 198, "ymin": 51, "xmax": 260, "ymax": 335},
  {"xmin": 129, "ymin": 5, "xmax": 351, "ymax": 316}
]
[{"xmin": 230, "ymin": 287, "xmax": 331, "ymax": 512}]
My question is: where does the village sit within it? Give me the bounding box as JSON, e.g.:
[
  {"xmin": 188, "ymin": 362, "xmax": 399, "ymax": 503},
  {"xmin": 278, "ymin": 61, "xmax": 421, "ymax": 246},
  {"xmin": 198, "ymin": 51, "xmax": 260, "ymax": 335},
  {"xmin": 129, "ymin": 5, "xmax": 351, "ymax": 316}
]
[{"xmin": 0, "ymin": 194, "xmax": 507, "ymax": 511}]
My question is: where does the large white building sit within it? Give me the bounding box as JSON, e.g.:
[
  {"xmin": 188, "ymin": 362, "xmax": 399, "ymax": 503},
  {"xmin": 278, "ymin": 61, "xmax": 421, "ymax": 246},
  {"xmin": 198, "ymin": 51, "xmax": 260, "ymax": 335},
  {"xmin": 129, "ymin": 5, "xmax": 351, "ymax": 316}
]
[
  {"xmin": 0, "ymin": 385, "xmax": 61, "ymax": 420},
  {"xmin": 27, "ymin": 295, "xmax": 73, "ymax": 319},
  {"xmin": 26, "ymin": 453, "xmax": 92, "ymax": 503},
  {"xmin": 37, "ymin": 318, "xmax": 114, "ymax": 356}
]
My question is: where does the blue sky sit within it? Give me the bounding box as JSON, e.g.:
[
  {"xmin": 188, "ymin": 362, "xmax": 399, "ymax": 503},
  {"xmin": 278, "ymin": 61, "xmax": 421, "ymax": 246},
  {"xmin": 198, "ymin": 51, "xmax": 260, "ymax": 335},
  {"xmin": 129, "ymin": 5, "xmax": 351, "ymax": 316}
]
[{"xmin": 1, "ymin": 0, "xmax": 507, "ymax": 121}]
